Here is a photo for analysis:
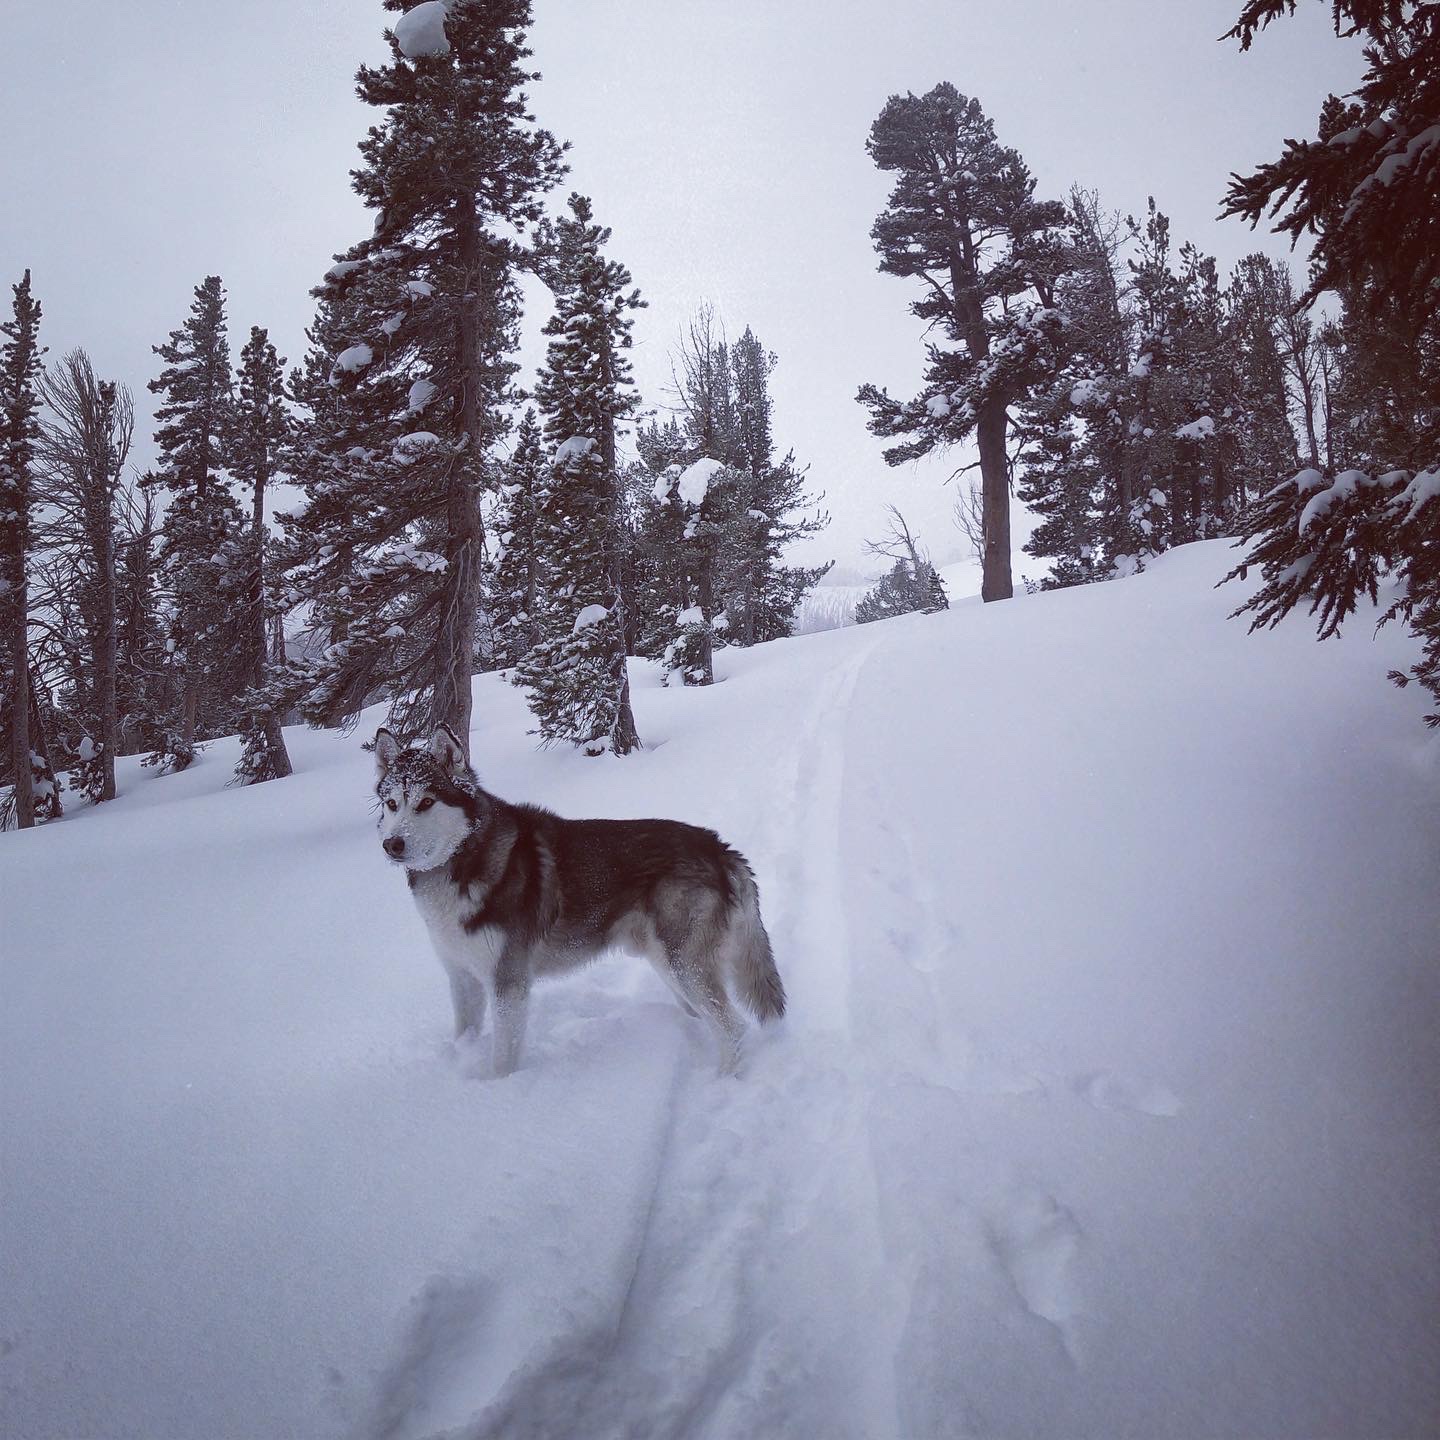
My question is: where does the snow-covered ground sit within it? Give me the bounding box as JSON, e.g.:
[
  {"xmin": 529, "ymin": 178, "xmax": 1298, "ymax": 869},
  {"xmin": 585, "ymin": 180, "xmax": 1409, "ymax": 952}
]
[{"xmin": 3, "ymin": 541, "xmax": 1438, "ymax": 1440}]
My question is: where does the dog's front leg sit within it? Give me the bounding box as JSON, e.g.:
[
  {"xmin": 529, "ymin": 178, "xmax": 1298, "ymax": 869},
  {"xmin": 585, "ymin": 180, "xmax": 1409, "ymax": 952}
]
[
  {"xmin": 449, "ymin": 967, "xmax": 487, "ymax": 1042},
  {"xmin": 491, "ymin": 948, "xmax": 531, "ymax": 1077}
]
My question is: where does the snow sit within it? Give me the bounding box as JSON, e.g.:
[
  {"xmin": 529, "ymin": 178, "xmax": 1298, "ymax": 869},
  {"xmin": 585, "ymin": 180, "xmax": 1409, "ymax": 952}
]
[
  {"xmin": 332, "ymin": 343, "xmax": 374, "ymax": 375},
  {"xmin": 1394, "ymin": 466, "xmax": 1440, "ymax": 523},
  {"xmin": 676, "ymin": 455, "xmax": 724, "ymax": 507},
  {"xmin": 3, "ymin": 542, "xmax": 1438, "ymax": 1440},
  {"xmin": 675, "ymin": 605, "xmax": 705, "ymax": 627},
  {"xmin": 381, "ymin": 313, "xmax": 404, "ymax": 337},
  {"xmin": 925, "ymin": 393, "xmax": 952, "ymax": 418},
  {"xmin": 407, "ymin": 378, "xmax": 438, "ymax": 413},
  {"xmin": 324, "ymin": 259, "xmax": 368, "ymax": 283},
  {"xmin": 405, "ymin": 280, "xmax": 434, "ymax": 299},
  {"xmin": 1129, "ymin": 352, "xmax": 1153, "ymax": 379},
  {"xmin": 552, "ymin": 435, "xmax": 596, "ymax": 469},
  {"xmin": 392, "ymin": 431, "xmax": 442, "ymax": 464},
  {"xmin": 1069, "ymin": 378, "xmax": 1106, "ymax": 406},
  {"xmin": 393, "ymin": 0, "xmax": 451, "ymax": 60},
  {"xmin": 572, "ymin": 604, "xmax": 608, "ymax": 632},
  {"xmin": 1174, "ymin": 416, "xmax": 1214, "ymax": 441},
  {"xmin": 1297, "ymin": 468, "xmax": 1380, "ymax": 534}
]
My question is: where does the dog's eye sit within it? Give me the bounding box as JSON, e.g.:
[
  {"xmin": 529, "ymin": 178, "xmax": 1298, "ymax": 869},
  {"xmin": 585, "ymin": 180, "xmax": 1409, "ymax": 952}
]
[
  {"xmin": 386, "ymin": 799, "xmax": 398, "ymax": 812},
  {"xmin": 415, "ymin": 797, "xmax": 434, "ymax": 812}
]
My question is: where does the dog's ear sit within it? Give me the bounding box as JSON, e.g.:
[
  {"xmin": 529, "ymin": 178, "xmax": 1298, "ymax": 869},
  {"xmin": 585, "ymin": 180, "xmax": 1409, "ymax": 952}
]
[
  {"xmin": 374, "ymin": 728, "xmax": 400, "ymax": 778},
  {"xmin": 425, "ymin": 723, "xmax": 467, "ymax": 774}
]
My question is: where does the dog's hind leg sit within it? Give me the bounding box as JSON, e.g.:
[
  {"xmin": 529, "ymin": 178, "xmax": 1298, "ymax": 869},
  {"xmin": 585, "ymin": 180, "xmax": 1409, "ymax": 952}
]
[
  {"xmin": 448, "ymin": 967, "xmax": 487, "ymax": 1041},
  {"xmin": 491, "ymin": 948, "xmax": 532, "ymax": 1078},
  {"xmin": 625, "ymin": 918, "xmax": 701, "ymax": 1019}
]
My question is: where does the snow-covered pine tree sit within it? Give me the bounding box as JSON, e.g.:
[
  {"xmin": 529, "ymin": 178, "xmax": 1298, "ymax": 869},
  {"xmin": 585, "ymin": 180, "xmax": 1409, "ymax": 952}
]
[
  {"xmin": 855, "ymin": 505, "xmax": 948, "ymax": 624},
  {"xmin": 1020, "ymin": 191, "xmax": 1300, "ymax": 586},
  {"xmin": 1015, "ymin": 189, "xmax": 1128, "ymax": 586},
  {"xmin": 230, "ymin": 327, "xmax": 293, "ymax": 784},
  {"xmin": 114, "ymin": 477, "xmax": 165, "ymax": 757},
  {"xmin": 282, "ymin": 0, "xmax": 566, "ymax": 756},
  {"xmin": 1225, "ymin": 254, "xmax": 1302, "ymax": 509},
  {"xmin": 854, "ymin": 558, "xmax": 950, "ymax": 624},
  {"xmin": 857, "ymin": 84, "xmax": 1071, "ymax": 602},
  {"xmin": 719, "ymin": 327, "xmax": 830, "ymax": 645},
  {"xmin": 34, "ymin": 352, "xmax": 134, "ymax": 803},
  {"xmin": 1222, "ymin": 7, "xmax": 1440, "ymax": 723},
  {"xmin": 1, "ymin": 270, "xmax": 45, "ymax": 828},
  {"xmin": 1224, "ymin": 1, "xmax": 1440, "ymax": 320},
  {"xmin": 144, "ymin": 274, "xmax": 244, "ymax": 770},
  {"xmin": 636, "ymin": 314, "xmax": 829, "ymax": 681},
  {"xmin": 625, "ymin": 418, "xmax": 691, "ymax": 662},
  {"xmin": 515, "ymin": 193, "xmax": 643, "ymax": 754},
  {"xmin": 486, "ymin": 408, "xmax": 546, "ymax": 668}
]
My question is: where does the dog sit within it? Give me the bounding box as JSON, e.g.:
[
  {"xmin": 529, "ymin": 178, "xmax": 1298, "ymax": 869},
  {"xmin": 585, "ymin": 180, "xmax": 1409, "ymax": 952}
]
[{"xmin": 374, "ymin": 724, "xmax": 786, "ymax": 1075}]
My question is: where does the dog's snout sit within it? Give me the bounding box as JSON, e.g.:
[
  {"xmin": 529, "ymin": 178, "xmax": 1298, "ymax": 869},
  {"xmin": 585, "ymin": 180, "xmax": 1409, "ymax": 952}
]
[{"xmin": 383, "ymin": 835, "xmax": 406, "ymax": 859}]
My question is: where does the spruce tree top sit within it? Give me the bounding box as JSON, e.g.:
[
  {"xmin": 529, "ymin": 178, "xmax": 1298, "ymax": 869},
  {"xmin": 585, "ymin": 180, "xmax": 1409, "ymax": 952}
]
[
  {"xmin": 148, "ymin": 275, "xmax": 232, "ymax": 495},
  {"xmin": 1, "ymin": 271, "xmax": 44, "ymax": 510},
  {"xmin": 343, "ymin": 0, "xmax": 566, "ymax": 265},
  {"xmin": 858, "ymin": 85, "xmax": 1070, "ymax": 465}
]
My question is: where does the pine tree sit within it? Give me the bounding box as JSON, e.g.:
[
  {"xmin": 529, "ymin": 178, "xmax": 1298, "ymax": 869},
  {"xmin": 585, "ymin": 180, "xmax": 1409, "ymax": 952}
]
[
  {"xmin": 35, "ymin": 352, "xmax": 134, "ymax": 803},
  {"xmin": 636, "ymin": 314, "xmax": 829, "ymax": 681},
  {"xmin": 486, "ymin": 408, "xmax": 546, "ymax": 668},
  {"xmin": 718, "ymin": 327, "xmax": 830, "ymax": 645},
  {"xmin": 230, "ymin": 327, "xmax": 293, "ymax": 784},
  {"xmin": 144, "ymin": 275, "xmax": 244, "ymax": 770},
  {"xmin": 515, "ymin": 194, "xmax": 643, "ymax": 754},
  {"xmin": 857, "ymin": 84, "xmax": 1071, "ymax": 602},
  {"xmin": 284, "ymin": 0, "xmax": 566, "ymax": 754},
  {"xmin": 1, "ymin": 271, "xmax": 45, "ymax": 827},
  {"xmin": 855, "ymin": 506, "xmax": 949, "ymax": 623},
  {"xmin": 1224, "ymin": 1, "xmax": 1440, "ymax": 318},
  {"xmin": 1221, "ymin": 6, "xmax": 1440, "ymax": 723},
  {"xmin": 854, "ymin": 558, "xmax": 950, "ymax": 624},
  {"xmin": 114, "ymin": 478, "xmax": 165, "ymax": 756}
]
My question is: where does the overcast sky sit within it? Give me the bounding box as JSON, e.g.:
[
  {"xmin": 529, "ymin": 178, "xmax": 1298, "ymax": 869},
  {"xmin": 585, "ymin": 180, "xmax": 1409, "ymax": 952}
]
[{"xmin": 2, "ymin": 0, "xmax": 1364, "ymax": 583}]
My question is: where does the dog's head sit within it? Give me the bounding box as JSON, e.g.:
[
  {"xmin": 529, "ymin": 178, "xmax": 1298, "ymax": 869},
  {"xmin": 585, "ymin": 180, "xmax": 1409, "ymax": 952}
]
[{"xmin": 373, "ymin": 724, "xmax": 481, "ymax": 871}]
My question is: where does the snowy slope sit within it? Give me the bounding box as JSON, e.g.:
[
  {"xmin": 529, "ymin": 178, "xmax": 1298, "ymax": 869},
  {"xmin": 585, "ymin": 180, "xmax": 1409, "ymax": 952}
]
[{"xmin": 3, "ymin": 541, "xmax": 1438, "ymax": 1440}]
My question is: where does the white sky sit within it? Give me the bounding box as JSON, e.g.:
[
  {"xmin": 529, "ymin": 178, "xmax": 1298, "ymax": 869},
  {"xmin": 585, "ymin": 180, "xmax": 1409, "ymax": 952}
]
[{"xmin": 1, "ymin": 1, "xmax": 1364, "ymax": 583}]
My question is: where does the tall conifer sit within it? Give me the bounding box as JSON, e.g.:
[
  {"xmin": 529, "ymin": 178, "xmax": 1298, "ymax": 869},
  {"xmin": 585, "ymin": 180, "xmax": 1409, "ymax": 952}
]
[
  {"xmin": 284, "ymin": 0, "xmax": 566, "ymax": 754},
  {"xmin": 515, "ymin": 194, "xmax": 643, "ymax": 754}
]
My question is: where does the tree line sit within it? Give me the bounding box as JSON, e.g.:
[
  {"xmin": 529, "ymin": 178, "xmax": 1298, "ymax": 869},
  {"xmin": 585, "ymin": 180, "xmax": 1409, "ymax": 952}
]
[
  {"xmin": 3, "ymin": 0, "xmax": 1435, "ymax": 827},
  {"xmin": 852, "ymin": 1, "xmax": 1438, "ymax": 731},
  {"xmin": 0, "ymin": 0, "xmax": 831, "ymax": 824}
]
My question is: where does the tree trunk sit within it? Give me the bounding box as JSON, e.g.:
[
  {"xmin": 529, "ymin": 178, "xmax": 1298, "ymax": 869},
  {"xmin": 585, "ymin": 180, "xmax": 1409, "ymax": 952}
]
[
  {"xmin": 180, "ymin": 682, "xmax": 198, "ymax": 760},
  {"xmin": 96, "ymin": 522, "xmax": 118, "ymax": 802},
  {"xmin": 27, "ymin": 664, "xmax": 61, "ymax": 821},
  {"xmin": 248, "ymin": 469, "xmax": 291, "ymax": 781},
  {"xmin": 597, "ymin": 345, "xmax": 639, "ymax": 752},
  {"xmin": 9, "ymin": 590, "xmax": 33, "ymax": 829},
  {"xmin": 977, "ymin": 400, "xmax": 1013, "ymax": 602},
  {"xmin": 697, "ymin": 546, "xmax": 716, "ymax": 685},
  {"xmin": 434, "ymin": 200, "xmax": 488, "ymax": 759}
]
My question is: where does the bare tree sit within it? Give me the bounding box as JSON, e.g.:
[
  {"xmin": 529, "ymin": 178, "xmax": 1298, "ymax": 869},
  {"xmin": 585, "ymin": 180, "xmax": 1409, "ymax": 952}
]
[
  {"xmin": 953, "ymin": 480, "xmax": 986, "ymax": 567},
  {"xmin": 35, "ymin": 350, "xmax": 132, "ymax": 803},
  {"xmin": 864, "ymin": 504, "xmax": 929, "ymax": 577}
]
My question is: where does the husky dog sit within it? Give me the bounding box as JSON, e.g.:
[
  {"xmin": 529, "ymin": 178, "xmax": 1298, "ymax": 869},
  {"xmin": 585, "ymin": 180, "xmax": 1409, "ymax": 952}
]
[{"xmin": 374, "ymin": 725, "xmax": 786, "ymax": 1075}]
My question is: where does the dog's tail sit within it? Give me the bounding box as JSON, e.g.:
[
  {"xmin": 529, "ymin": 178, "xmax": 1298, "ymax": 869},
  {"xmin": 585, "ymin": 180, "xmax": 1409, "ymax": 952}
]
[{"xmin": 723, "ymin": 851, "xmax": 786, "ymax": 1023}]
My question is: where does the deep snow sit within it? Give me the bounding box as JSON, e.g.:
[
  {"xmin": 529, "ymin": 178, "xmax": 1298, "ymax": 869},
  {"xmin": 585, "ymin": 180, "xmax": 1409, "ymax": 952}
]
[{"xmin": 2, "ymin": 541, "xmax": 1438, "ymax": 1440}]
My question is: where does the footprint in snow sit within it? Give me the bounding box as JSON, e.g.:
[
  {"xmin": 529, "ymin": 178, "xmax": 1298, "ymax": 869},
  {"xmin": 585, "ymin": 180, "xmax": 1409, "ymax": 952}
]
[
  {"xmin": 1072, "ymin": 1069, "xmax": 1182, "ymax": 1117},
  {"xmin": 985, "ymin": 1186, "xmax": 1085, "ymax": 1353}
]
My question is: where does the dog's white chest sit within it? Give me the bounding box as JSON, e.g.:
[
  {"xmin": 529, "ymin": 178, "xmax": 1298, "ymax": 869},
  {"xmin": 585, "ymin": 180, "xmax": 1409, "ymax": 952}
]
[{"xmin": 408, "ymin": 870, "xmax": 504, "ymax": 980}]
